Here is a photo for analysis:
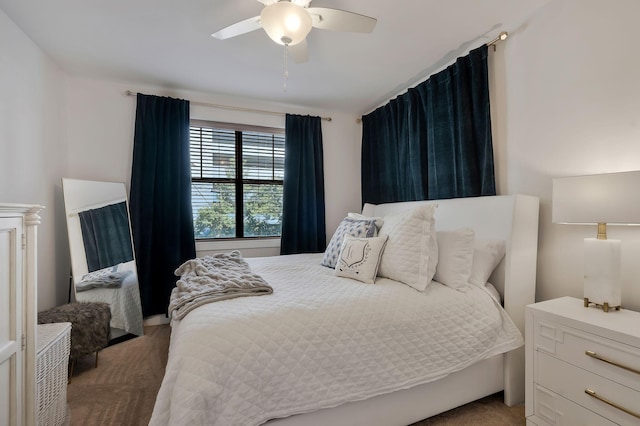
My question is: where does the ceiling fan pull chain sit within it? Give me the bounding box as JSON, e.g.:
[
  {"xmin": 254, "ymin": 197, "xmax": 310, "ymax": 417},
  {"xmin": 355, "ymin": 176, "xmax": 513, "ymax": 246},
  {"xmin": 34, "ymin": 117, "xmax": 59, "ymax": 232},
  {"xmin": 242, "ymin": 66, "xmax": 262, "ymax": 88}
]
[{"xmin": 283, "ymin": 44, "xmax": 289, "ymax": 92}]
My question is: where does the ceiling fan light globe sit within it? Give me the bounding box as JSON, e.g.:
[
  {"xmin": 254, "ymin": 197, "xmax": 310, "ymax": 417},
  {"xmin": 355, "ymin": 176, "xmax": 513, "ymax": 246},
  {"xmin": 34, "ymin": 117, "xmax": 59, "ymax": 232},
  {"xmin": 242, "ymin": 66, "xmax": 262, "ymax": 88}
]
[{"xmin": 260, "ymin": 2, "xmax": 312, "ymax": 46}]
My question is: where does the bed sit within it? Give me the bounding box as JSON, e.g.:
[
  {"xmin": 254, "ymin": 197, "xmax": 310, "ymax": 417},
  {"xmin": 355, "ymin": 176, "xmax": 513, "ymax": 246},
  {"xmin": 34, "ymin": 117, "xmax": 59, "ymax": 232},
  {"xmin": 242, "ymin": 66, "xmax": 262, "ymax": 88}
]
[{"xmin": 150, "ymin": 194, "xmax": 539, "ymax": 426}]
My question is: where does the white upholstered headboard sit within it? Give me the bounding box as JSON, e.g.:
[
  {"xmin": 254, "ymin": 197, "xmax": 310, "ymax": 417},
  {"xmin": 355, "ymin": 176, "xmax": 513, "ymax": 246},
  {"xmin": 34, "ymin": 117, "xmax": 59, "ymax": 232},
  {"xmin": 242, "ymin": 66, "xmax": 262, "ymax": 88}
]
[{"xmin": 362, "ymin": 194, "xmax": 540, "ymax": 404}]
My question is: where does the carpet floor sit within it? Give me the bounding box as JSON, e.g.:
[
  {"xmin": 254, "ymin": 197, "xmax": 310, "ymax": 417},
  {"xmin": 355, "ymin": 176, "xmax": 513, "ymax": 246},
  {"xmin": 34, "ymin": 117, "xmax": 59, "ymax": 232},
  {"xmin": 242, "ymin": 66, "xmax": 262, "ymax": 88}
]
[{"xmin": 67, "ymin": 324, "xmax": 525, "ymax": 425}]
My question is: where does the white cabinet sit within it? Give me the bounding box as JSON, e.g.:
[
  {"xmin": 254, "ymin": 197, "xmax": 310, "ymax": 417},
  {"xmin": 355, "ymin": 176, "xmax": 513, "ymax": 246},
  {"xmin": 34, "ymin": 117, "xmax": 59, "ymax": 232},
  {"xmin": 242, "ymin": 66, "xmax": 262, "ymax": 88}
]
[
  {"xmin": 0, "ymin": 204, "xmax": 43, "ymax": 426},
  {"xmin": 526, "ymin": 297, "xmax": 640, "ymax": 425}
]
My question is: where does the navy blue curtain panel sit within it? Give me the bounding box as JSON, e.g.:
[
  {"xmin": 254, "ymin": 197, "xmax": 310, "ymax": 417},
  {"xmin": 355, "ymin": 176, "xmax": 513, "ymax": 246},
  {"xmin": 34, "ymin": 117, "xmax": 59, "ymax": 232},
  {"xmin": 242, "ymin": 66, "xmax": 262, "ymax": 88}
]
[
  {"xmin": 129, "ymin": 93, "xmax": 196, "ymax": 317},
  {"xmin": 280, "ymin": 114, "xmax": 326, "ymax": 255},
  {"xmin": 78, "ymin": 201, "xmax": 134, "ymax": 272},
  {"xmin": 362, "ymin": 45, "xmax": 496, "ymax": 205}
]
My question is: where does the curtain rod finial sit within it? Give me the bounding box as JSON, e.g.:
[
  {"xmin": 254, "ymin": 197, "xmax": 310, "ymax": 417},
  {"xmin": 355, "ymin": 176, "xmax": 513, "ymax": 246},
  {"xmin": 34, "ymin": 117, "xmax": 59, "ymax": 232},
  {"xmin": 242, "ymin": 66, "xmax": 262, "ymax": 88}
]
[{"xmin": 487, "ymin": 31, "xmax": 509, "ymax": 51}]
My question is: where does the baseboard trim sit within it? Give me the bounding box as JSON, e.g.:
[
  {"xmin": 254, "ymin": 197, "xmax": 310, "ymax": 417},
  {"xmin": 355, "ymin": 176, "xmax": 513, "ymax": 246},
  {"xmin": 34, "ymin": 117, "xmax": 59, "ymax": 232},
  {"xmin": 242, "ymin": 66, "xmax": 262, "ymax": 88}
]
[{"xmin": 143, "ymin": 314, "xmax": 170, "ymax": 326}]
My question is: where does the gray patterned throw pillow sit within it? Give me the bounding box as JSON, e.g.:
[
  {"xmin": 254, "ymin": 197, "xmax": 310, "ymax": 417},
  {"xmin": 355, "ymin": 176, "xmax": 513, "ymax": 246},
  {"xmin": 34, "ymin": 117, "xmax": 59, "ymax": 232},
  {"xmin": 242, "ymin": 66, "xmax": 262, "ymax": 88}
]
[{"xmin": 321, "ymin": 217, "xmax": 377, "ymax": 268}]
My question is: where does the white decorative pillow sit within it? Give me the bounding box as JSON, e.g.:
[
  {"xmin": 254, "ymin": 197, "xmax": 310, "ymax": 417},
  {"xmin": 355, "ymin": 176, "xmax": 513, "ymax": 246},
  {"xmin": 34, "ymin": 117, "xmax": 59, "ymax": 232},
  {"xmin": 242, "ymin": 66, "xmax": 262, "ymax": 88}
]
[
  {"xmin": 322, "ymin": 217, "xmax": 377, "ymax": 268},
  {"xmin": 468, "ymin": 239, "xmax": 506, "ymax": 286},
  {"xmin": 347, "ymin": 212, "xmax": 384, "ymax": 235},
  {"xmin": 377, "ymin": 204, "xmax": 438, "ymax": 292},
  {"xmin": 433, "ymin": 228, "xmax": 475, "ymax": 291},
  {"xmin": 335, "ymin": 234, "xmax": 388, "ymax": 284}
]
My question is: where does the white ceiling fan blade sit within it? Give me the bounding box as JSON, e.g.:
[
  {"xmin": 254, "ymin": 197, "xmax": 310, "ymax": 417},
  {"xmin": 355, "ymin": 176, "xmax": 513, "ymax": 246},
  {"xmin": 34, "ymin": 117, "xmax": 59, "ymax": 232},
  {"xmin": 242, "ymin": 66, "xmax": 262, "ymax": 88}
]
[
  {"xmin": 292, "ymin": 0, "xmax": 312, "ymax": 7},
  {"xmin": 307, "ymin": 7, "xmax": 377, "ymax": 33},
  {"xmin": 212, "ymin": 16, "xmax": 262, "ymax": 40},
  {"xmin": 288, "ymin": 39, "xmax": 308, "ymax": 63}
]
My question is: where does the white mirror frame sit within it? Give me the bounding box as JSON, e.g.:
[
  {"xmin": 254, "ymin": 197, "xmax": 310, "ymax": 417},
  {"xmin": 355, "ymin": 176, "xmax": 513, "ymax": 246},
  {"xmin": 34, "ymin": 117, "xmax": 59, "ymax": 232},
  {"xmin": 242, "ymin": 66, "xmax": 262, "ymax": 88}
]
[{"xmin": 62, "ymin": 178, "xmax": 144, "ymax": 337}]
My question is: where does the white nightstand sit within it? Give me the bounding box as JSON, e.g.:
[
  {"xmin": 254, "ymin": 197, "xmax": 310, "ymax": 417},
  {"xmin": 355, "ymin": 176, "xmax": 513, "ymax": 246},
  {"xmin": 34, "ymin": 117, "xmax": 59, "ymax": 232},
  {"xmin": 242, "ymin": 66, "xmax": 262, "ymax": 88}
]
[{"xmin": 525, "ymin": 297, "xmax": 640, "ymax": 425}]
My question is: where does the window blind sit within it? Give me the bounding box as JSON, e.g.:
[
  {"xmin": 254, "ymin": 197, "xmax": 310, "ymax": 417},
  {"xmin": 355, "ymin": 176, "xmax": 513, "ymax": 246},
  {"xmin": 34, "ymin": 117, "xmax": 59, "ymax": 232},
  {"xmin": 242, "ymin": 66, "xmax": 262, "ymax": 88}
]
[{"xmin": 189, "ymin": 122, "xmax": 284, "ymax": 239}]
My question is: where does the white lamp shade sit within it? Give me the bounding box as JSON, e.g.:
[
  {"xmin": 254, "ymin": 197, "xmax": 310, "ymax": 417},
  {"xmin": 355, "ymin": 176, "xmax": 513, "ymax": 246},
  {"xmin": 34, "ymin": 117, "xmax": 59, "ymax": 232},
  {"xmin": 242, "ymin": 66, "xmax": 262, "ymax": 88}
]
[
  {"xmin": 260, "ymin": 2, "xmax": 312, "ymax": 46},
  {"xmin": 552, "ymin": 171, "xmax": 640, "ymax": 225}
]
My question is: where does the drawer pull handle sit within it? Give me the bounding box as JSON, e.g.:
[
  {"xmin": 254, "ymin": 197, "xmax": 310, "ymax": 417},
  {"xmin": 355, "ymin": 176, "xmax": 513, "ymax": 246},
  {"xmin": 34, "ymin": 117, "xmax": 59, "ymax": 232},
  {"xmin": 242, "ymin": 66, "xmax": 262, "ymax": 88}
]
[
  {"xmin": 585, "ymin": 350, "xmax": 640, "ymax": 376},
  {"xmin": 585, "ymin": 389, "xmax": 640, "ymax": 419}
]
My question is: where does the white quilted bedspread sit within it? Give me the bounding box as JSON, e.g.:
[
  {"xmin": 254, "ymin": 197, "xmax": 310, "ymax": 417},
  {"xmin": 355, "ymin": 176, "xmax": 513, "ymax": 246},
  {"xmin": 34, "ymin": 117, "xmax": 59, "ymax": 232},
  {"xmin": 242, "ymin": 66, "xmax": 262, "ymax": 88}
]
[{"xmin": 150, "ymin": 253, "xmax": 523, "ymax": 426}]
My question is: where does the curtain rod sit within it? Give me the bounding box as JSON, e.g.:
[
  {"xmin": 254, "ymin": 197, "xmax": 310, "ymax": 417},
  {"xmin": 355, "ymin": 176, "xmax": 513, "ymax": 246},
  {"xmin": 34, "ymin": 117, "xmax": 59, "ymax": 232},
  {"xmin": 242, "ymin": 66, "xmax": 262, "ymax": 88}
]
[
  {"xmin": 486, "ymin": 31, "xmax": 508, "ymax": 51},
  {"xmin": 356, "ymin": 31, "xmax": 508, "ymax": 124},
  {"xmin": 125, "ymin": 90, "xmax": 332, "ymax": 122}
]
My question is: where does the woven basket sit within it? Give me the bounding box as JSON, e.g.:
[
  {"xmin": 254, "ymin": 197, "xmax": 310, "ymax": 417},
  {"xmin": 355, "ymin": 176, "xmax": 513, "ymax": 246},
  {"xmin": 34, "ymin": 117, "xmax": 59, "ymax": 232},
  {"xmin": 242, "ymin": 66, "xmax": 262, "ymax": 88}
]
[{"xmin": 37, "ymin": 323, "xmax": 72, "ymax": 426}]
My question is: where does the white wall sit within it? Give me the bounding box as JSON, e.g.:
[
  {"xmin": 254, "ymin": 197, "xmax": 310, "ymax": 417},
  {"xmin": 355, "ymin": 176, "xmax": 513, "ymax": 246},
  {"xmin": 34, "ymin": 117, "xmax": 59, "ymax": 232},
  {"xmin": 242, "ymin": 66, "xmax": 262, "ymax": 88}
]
[
  {"xmin": 65, "ymin": 78, "xmax": 362, "ymax": 259},
  {"xmin": 492, "ymin": 0, "xmax": 640, "ymax": 311},
  {"xmin": 10, "ymin": 0, "xmax": 640, "ymax": 314},
  {"xmin": 1, "ymin": 5, "xmax": 361, "ymax": 310},
  {"xmin": 0, "ymin": 9, "xmax": 69, "ymax": 310}
]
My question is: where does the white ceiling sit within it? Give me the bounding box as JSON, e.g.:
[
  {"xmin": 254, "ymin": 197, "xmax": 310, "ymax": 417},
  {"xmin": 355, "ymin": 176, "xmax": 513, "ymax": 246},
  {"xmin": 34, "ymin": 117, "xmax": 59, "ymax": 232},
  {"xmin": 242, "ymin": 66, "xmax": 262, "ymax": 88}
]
[{"xmin": 1, "ymin": 0, "xmax": 550, "ymax": 115}]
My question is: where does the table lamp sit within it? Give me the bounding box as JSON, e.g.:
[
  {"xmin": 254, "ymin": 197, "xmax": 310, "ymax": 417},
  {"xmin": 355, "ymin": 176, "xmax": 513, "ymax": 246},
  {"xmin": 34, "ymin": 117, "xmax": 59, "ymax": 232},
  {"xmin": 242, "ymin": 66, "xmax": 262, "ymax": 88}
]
[{"xmin": 552, "ymin": 171, "xmax": 640, "ymax": 312}]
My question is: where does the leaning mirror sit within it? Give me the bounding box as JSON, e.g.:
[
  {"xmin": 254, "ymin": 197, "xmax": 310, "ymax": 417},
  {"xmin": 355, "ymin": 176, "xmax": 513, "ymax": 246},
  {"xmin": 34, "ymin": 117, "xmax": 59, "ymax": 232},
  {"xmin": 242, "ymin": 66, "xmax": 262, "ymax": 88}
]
[{"xmin": 62, "ymin": 178, "xmax": 144, "ymax": 338}]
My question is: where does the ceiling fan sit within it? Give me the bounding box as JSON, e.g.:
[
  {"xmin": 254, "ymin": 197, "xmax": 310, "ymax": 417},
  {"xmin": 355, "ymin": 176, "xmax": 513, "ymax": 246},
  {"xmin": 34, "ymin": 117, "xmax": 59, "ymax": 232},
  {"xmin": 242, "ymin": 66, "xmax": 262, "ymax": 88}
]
[{"xmin": 212, "ymin": 0, "xmax": 377, "ymax": 63}]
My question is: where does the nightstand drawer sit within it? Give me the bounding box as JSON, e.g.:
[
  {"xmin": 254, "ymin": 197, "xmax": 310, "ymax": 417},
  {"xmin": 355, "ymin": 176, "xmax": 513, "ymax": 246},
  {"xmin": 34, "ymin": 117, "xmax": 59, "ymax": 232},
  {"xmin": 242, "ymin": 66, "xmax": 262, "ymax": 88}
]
[
  {"xmin": 538, "ymin": 352, "xmax": 640, "ymax": 425},
  {"xmin": 534, "ymin": 319, "xmax": 640, "ymax": 392},
  {"xmin": 532, "ymin": 384, "xmax": 616, "ymax": 426}
]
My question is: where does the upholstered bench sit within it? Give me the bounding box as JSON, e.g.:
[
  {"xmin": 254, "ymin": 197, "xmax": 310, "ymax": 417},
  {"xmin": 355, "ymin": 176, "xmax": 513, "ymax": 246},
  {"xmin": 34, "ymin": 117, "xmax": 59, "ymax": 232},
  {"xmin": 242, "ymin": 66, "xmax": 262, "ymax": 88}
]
[{"xmin": 38, "ymin": 302, "xmax": 111, "ymax": 377}]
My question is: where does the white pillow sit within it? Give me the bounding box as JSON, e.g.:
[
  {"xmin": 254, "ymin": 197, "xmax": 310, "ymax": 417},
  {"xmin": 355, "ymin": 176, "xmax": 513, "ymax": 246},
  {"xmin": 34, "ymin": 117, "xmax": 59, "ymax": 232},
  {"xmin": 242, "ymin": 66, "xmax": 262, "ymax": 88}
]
[
  {"xmin": 468, "ymin": 239, "xmax": 506, "ymax": 286},
  {"xmin": 377, "ymin": 204, "xmax": 438, "ymax": 292},
  {"xmin": 433, "ymin": 228, "xmax": 475, "ymax": 291},
  {"xmin": 347, "ymin": 212, "xmax": 384, "ymax": 234},
  {"xmin": 335, "ymin": 234, "xmax": 388, "ymax": 284},
  {"xmin": 322, "ymin": 217, "xmax": 377, "ymax": 268}
]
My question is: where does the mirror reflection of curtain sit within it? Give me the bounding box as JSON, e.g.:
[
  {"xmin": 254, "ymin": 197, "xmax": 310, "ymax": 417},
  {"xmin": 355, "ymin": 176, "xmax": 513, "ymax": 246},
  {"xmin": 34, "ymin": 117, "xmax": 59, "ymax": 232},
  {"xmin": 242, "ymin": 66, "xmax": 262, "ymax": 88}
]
[
  {"xmin": 78, "ymin": 201, "xmax": 134, "ymax": 272},
  {"xmin": 361, "ymin": 44, "xmax": 495, "ymax": 205}
]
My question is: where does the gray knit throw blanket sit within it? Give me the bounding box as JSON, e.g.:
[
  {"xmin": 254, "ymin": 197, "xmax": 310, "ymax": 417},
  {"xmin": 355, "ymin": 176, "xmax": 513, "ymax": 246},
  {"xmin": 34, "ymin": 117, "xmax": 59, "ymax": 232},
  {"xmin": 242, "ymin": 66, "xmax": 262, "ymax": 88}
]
[{"xmin": 169, "ymin": 251, "xmax": 273, "ymax": 320}]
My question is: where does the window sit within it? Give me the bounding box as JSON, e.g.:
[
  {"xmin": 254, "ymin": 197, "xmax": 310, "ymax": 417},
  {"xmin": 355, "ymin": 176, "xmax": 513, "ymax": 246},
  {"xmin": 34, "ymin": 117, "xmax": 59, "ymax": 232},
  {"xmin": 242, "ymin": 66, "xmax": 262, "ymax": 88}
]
[{"xmin": 190, "ymin": 120, "xmax": 285, "ymax": 239}]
